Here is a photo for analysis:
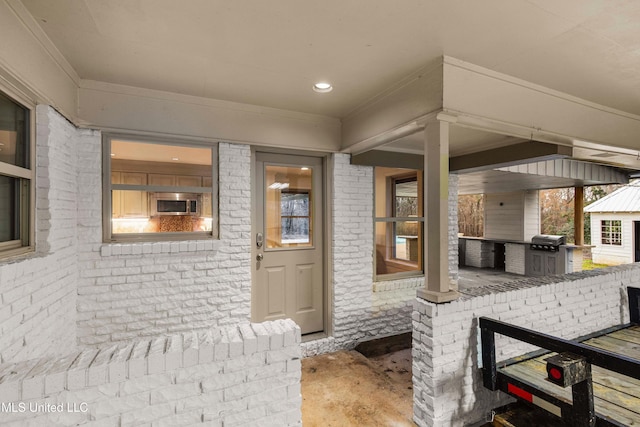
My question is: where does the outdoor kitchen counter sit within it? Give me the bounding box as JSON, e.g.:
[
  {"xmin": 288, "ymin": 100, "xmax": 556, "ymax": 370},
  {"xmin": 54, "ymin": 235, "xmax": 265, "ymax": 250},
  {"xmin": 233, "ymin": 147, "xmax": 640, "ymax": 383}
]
[
  {"xmin": 459, "ymin": 237, "xmax": 531, "ymax": 274},
  {"xmin": 459, "ymin": 236, "xmax": 584, "ymax": 276}
]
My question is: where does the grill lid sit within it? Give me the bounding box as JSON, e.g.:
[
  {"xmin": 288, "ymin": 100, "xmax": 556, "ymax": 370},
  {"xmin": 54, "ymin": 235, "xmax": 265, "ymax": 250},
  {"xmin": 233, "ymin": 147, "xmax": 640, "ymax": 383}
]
[
  {"xmin": 530, "ymin": 234, "xmax": 566, "ymax": 252},
  {"xmin": 531, "ymin": 234, "xmax": 566, "ymax": 246}
]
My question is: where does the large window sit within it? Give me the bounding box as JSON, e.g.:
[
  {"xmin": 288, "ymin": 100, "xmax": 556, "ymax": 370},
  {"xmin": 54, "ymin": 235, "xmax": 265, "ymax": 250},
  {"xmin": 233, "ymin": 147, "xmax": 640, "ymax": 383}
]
[
  {"xmin": 601, "ymin": 220, "xmax": 622, "ymax": 245},
  {"xmin": 374, "ymin": 167, "xmax": 423, "ymax": 278},
  {"xmin": 103, "ymin": 135, "xmax": 218, "ymax": 242},
  {"xmin": 0, "ymin": 91, "xmax": 33, "ymax": 257}
]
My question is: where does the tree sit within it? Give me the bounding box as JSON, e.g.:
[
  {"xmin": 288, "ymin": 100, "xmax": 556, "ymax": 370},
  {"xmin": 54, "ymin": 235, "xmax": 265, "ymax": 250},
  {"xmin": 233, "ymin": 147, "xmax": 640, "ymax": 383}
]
[
  {"xmin": 458, "ymin": 194, "xmax": 484, "ymax": 237},
  {"xmin": 540, "ymin": 188, "xmax": 575, "ymax": 242},
  {"xmin": 458, "ymin": 185, "xmax": 622, "ymax": 243},
  {"xmin": 540, "ymin": 185, "xmax": 622, "ymax": 244}
]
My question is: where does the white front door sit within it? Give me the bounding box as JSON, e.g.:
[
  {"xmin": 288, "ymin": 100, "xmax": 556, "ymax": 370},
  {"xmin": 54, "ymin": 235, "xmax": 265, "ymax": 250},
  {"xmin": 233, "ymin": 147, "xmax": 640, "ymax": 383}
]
[{"xmin": 252, "ymin": 152, "xmax": 324, "ymax": 335}]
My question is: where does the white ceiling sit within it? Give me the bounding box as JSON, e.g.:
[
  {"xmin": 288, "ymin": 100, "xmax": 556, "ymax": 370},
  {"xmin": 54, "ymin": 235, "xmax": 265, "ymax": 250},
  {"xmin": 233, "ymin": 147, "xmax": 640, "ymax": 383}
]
[
  {"xmin": 18, "ymin": 0, "xmax": 640, "ymax": 195},
  {"xmin": 20, "ymin": 0, "xmax": 640, "ymax": 120}
]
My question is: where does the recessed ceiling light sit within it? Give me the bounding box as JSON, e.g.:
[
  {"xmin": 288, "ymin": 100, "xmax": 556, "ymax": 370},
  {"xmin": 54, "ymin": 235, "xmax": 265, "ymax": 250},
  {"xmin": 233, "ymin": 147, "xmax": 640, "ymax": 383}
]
[
  {"xmin": 172, "ymin": 157, "xmax": 179, "ymax": 161},
  {"xmin": 110, "ymin": 153, "xmax": 115, "ymax": 157},
  {"xmin": 301, "ymin": 167, "xmax": 309, "ymax": 171},
  {"xmin": 313, "ymin": 82, "xmax": 333, "ymax": 93}
]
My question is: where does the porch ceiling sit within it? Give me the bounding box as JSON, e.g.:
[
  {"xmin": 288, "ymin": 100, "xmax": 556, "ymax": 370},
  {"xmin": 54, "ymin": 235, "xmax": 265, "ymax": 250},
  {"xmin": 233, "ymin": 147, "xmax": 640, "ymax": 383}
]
[{"xmin": 19, "ymin": 0, "xmax": 640, "ymax": 121}]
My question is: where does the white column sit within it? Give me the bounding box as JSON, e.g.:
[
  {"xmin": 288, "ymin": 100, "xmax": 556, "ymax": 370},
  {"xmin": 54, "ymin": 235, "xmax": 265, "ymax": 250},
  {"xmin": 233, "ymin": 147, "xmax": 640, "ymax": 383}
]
[{"xmin": 417, "ymin": 120, "xmax": 459, "ymax": 303}]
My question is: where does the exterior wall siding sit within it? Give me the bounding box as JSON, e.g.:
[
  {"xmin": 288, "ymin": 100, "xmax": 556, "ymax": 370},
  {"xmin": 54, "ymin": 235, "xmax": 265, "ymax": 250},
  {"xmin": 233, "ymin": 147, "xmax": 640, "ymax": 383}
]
[
  {"xmin": 523, "ymin": 189, "xmax": 540, "ymax": 241},
  {"xmin": 0, "ymin": 106, "xmax": 80, "ymax": 364},
  {"xmin": 326, "ymin": 154, "xmax": 459, "ymax": 353},
  {"xmin": 484, "ymin": 190, "xmax": 540, "ymax": 242},
  {"xmin": 590, "ymin": 212, "xmax": 638, "ymax": 265},
  {"xmin": 76, "ymin": 142, "xmax": 252, "ymax": 347},
  {"xmin": 484, "ymin": 192, "xmax": 524, "ymax": 240}
]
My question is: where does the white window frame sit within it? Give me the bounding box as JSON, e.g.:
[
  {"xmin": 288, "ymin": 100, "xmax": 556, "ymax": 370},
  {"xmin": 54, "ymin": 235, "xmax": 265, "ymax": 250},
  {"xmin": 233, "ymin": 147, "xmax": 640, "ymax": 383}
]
[
  {"xmin": 601, "ymin": 219, "xmax": 622, "ymax": 246},
  {"xmin": 374, "ymin": 168, "xmax": 424, "ymax": 281},
  {"xmin": 0, "ymin": 87, "xmax": 35, "ymax": 259},
  {"xmin": 102, "ymin": 133, "xmax": 219, "ymax": 243}
]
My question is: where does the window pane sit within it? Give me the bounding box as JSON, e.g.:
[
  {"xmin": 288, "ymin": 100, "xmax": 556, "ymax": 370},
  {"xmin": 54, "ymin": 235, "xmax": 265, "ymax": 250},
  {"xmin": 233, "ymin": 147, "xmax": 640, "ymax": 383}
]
[
  {"xmin": 0, "ymin": 175, "xmax": 19, "ymax": 242},
  {"xmin": 601, "ymin": 220, "xmax": 622, "ymax": 245},
  {"xmin": 375, "ymin": 167, "xmax": 423, "ymax": 277},
  {"xmin": 265, "ymin": 165, "xmax": 312, "ymax": 249},
  {"xmin": 281, "ymin": 217, "xmax": 309, "ymax": 243},
  {"xmin": 281, "ymin": 192, "xmax": 309, "ymax": 216},
  {"xmin": 395, "ymin": 221, "xmax": 420, "ymax": 261},
  {"xmin": 375, "ymin": 221, "xmax": 422, "ymax": 275},
  {"xmin": 109, "ymin": 139, "xmax": 215, "ymax": 238},
  {"xmin": 0, "ymin": 92, "xmax": 29, "ymax": 168},
  {"xmin": 395, "ymin": 178, "xmax": 418, "ymax": 217}
]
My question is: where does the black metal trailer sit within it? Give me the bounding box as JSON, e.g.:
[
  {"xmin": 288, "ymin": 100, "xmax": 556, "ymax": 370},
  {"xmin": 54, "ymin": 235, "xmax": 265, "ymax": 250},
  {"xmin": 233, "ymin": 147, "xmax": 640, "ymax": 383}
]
[{"xmin": 480, "ymin": 287, "xmax": 640, "ymax": 427}]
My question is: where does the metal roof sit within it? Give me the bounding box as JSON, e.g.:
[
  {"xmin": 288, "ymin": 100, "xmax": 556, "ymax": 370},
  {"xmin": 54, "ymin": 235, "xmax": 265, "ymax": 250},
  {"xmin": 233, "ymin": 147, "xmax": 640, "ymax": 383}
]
[{"xmin": 584, "ymin": 183, "xmax": 640, "ymax": 213}]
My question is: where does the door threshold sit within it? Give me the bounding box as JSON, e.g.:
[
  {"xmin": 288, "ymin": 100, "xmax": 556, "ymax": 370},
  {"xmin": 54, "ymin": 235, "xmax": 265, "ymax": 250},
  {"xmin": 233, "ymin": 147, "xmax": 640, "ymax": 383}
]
[{"xmin": 302, "ymin": 331, "xmax": 328, "ymax": 343}]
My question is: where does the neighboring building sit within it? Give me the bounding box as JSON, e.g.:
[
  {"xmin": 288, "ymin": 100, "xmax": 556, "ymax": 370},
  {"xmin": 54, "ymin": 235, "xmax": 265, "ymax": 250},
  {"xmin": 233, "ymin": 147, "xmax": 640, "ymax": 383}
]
[{"xmin": 584, "ymin": 182, "xmax": 640, "ymax": 265}]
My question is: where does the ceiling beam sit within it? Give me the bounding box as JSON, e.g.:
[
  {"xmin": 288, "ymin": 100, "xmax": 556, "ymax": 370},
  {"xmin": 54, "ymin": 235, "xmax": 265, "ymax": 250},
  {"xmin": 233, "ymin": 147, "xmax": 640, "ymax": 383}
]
[
  {"xmin": 351, "ymin": 150, "xmax": 424, "ymax": 170},
  {"xmin": 450, "ymin": 140, "xmax": 572, "ymax": 173},
  {"xmin": 351, "ymin": 140, "xmax": 571, "ymax": 172}
]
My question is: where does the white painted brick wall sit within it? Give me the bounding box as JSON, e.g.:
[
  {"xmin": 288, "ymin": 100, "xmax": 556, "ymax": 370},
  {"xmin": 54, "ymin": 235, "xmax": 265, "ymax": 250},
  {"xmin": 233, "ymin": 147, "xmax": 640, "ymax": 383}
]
[
  {"xmin": 76, "ymin": 142, "xmax": 252, "ymax": 347},
  {"xmin": 332, "ymin": 154, "xmax": 375, "ymax": 347},
  {"xmin": 0, "ymin": 106, "xmax": 79, "ymax": 364},
  {"xmin": 330, "ymin": 155, "xmax": 460, "ymax": 350},
  {"xmin": 412, "ymin": 264, "xmax": 640, "ymax": 426},
  {"xmin": 0, "ymin": 320, "xmax": 301, "ymax": 426},
  {"xmin": 505, "ymin": 243, "xmax": 525, "ymax": 275},
  {"xmin": 448, "ymin": 174, "xmax": 459, "ymax": 285}
]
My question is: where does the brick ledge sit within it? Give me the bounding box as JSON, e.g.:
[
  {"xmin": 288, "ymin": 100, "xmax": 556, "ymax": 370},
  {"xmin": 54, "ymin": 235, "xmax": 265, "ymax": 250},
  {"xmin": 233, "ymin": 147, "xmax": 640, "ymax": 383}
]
[{"xmin": 100, "ymin": 240, "xmax": 221, "ymax": 257}]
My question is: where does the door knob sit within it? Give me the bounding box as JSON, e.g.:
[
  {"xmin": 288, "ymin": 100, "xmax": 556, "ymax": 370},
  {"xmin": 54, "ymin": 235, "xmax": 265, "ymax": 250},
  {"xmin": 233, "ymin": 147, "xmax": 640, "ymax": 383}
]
[{"xmin": 256, "ymin": 253, "xmax": 264, "ymax": 261}]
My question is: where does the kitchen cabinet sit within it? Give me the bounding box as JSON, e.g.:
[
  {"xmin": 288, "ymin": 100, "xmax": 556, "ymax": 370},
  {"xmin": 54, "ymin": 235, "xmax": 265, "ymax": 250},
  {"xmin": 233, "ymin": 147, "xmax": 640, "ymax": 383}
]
[
  {"xmin": 112, "ymin": 169, "xmax": 210, "ymax": 218},
  {"xmin": 112, "ymin": 172, "xmax": 148, "ymax": 218},
  {"xmin": 148, "ymin": 174, "xmax": 175, "ymax": 187},
  {"xmin": 148, "ymin": 174, "xmax": 201, "ymax": 187},
  {"xmin": 177, "ymin": 175, "xmax": 201, "ymax": 187}
]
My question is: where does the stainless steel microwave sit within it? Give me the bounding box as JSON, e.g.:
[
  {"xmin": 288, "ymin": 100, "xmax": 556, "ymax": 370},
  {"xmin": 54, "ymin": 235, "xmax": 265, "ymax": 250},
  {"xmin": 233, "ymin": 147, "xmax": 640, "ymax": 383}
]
[{"xmin": 150, "ymin": 193, "xmax": 201, "ymax": 216}]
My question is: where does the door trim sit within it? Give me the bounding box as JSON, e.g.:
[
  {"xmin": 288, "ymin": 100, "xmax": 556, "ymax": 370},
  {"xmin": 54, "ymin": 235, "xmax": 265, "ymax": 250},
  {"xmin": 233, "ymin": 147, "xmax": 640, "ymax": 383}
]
[{"xmin": 250, "ymin": 147, "xmax": 332, "ymax": 337}]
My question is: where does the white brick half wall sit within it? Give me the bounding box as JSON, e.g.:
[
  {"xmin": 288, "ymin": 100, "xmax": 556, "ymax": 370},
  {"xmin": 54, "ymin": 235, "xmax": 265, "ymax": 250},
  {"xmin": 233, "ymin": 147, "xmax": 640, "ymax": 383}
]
[
  {"xmin": 329, "ymin": 154, "xmax": 459, "ymax": 351},
  {"xmin": 0, "ymin": 319, "xmax": 301, "ymax": 426},
  {"xmin": 0, "ymin": 106, "xmax": 82, "ymax": 364},
  {"xmin": 412, "ymin": 264, "xmax": 639, "ymax": 427},
  {"xmin": 76, "ymin": 142, "xmax": 252, "ymax": 347}
]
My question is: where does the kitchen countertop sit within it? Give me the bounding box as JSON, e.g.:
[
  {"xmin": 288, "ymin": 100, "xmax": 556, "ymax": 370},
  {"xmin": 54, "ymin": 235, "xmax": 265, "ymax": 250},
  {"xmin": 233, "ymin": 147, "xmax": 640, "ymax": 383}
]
[{"xmin": 458, "ymin": 236, "xmax": 530, "ymax": 244}]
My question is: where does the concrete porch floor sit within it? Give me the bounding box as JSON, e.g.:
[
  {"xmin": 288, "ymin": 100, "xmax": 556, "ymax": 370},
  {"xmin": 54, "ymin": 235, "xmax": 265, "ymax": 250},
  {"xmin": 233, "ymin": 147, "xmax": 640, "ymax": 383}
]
[
  {"xmin": 301, "ymin": 348, "xmax": 415, "ymax": 427},
  {"xmin": 301, "ymin": 268, "xmax": 526, "ymax": 426}
]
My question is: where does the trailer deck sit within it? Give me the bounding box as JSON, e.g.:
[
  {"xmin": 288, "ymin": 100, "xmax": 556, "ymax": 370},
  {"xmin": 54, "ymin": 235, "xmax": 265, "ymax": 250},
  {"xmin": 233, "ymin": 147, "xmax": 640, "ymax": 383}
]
[
  {"xmin": 500, "ymin": 326, "xmax": 640, "ymax": 425},
  {"xmin": 481, "ymin": 287, "xmax": 640, "ymax": 426}
]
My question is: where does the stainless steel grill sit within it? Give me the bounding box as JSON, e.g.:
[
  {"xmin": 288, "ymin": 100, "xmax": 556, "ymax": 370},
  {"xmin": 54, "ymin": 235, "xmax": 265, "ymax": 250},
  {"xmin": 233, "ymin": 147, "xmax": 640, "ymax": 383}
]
[{"xmin": 530, "ymin": 234, "xmax": 566, "ymax": 252}]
